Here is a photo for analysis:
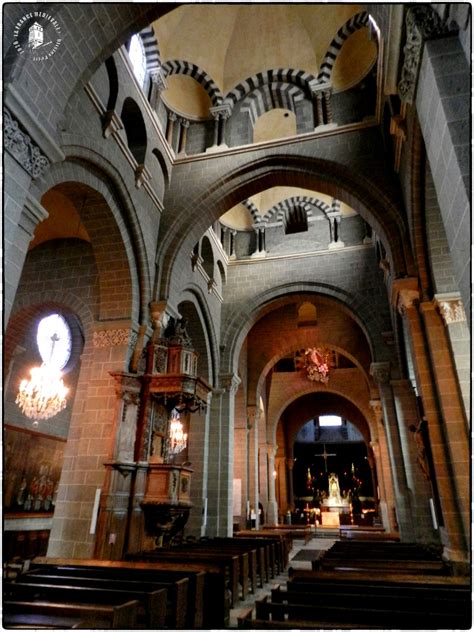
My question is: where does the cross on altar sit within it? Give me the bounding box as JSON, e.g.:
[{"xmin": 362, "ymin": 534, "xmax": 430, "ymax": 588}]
[{"xmin": 314, "ymin": 444, "xmax": 337, "ymax": 472}]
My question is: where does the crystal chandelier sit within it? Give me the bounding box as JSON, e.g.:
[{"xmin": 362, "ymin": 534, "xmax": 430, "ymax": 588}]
[
  {"xmin": 167, "ymin": 409, "xmax": 188, "ymax": 456},
  {"xmin": 16, "ymin": 363, "xmax": 68, "ymax": 422},
  {"xmin": 303, "ymin": 347, "xmax": 331, "ymax": 383}
]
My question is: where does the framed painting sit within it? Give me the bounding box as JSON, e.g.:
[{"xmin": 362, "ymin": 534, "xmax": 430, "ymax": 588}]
[{"xmin": 3, "ymin": 425, "xmax": 66, "ymax": 516}]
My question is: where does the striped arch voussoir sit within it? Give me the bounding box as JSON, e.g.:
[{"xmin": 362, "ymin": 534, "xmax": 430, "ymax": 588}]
[
  {"xmin": 161, "ymin": 60, "xmax": 224, "ymax": 106},
  {"xmin": 317, "ymin": 11, "xmax": 370, "ymax": 84},
  {"xmin": 264, "ymin": 196, "xmax": 332, "ymax": 224},
  {"xmin": 139, "ymin": 26, "xmax": 161, "ymax": 72},
  {"xmin": 225, "ymin": 68, "xmax": 317, "ymax": 107},
  {"xmin": 240, "ymin": 83, "xmax": 305, "ymax": 126}
]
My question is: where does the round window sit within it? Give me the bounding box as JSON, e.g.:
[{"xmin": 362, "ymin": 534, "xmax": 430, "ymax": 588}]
[{"xmin": 36, "ymin": 314, "xmax": 72, "ymax": 370}]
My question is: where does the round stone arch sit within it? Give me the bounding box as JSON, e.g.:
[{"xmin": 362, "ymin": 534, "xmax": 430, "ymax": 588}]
[
  {"xmin": 29, "ymin": 158, "xmax": 149, "ymax": 325},
  {"xmin": 4, "ymin": 5, "xmax": 174, "ymax": 139},
  {"xmin": 158, "ymin": 153, "xmax": 413, "ymax": 299},
  {"xmin": 254, "ymin": 343, "xmax": 372, "ymax": 414},
  {"xmin": 282, "ymin": 391, "xmax": 373, "ymax": 453},
  {"xmin": 220, "ymin": 283, "xmax": 392, "ymax": 376},
  {"xmin": 268, "ymin": 384, "xmax": 374, "ymax": 448},
  {"xmin": 176, "ymin": 285, "xmax": 220, "ymax": 387}
]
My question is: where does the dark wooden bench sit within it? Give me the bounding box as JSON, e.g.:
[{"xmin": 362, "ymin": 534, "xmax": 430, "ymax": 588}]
[
  {"xmin": 121, "ymin": 555, "xmax": 230, "ymax": 627},
  {"xmin": 31, "ymin": 557, "xmax": 209, "ymax": 629},
  {"xmin": 212, "ymin": 537, "xmax": 271, "ymax": 587},
  {"xmin": 2, "ymin": 598, "xmax": 139, "ymax": 629},
  {"xmin": 288, "ymin": 567, "xmax": 470, "ymax": 587},
  {"xmin": 235, "ymin": 530, "xmax": 290, "ymax": 573},
  {"xmin": 3, "ymin": 580, "xmax": 166, "ymax": 628},
  {"xmin": 18, "ymin": 571, "xmax": 186, "ymax": 628},
  {"xmin": 262, "ymin": 524, "xmax": 312, "ymax": 544},
  {"xmin": 237, "ymin": 606, "xmax": 381, "ymax": 629},
  {"xmin": 252, "ymin": 591, "xmax": 470, "ymax": 629},
  {"xmin": 130, "ymin": 548, "xmax": 242, "ymax": 606}
]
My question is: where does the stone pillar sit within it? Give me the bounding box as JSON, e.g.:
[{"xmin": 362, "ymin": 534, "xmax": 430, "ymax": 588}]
[
  {"xmin": 434, "ymin": 293, "xmax": 470, "ymax": 422},
  {"xmin": 251, "ymin": 225, "xmax": 266, "ymax": 258},
  {"xmin": 285, "ymin": 457, "xmax": 295, "ymax": 511},
  {"xmin": 186, "ymin": 402, "xmax": 210, "ymax": 537},
  {"xmin": 149, "ymin": 68, "xmax": 167, "ymax": 110},
  {"xmin": 229, "ymin": 229, "xmax": 237, "ymax": 260},
  {"xmin": 177, "ymin": 118, "xmax": 190, "ymax": 155},
  {"xmin": 392, "ymin": 278, "xmax": 468, "ymax": 563},
  {"xmin": 48, "ymin": 322, "xmax": 138, "ymax": 559},
  {"xmin": 165, "ymin": 111, "xmax": 177, "ymax": 147},
  {"xmin": 327, "ymin": 200, "xmax": 344, "ymax": 249},
  {"xmin": 206, "ymin": 373, "xmax": 241, "ymax": 536},
  {"xmin": 308, "ymin": 80, "xmax": 335, "ymax": 129},
  {"xmin": 208, "ymin": 103, "xmax": 233, "ymax": 151},
  {"xmin": 370, "ymin": 362, "xmax": 416, "ymax": 541},
  {"xmin": 266, "ymin": 444, "xmax": 278, "ymax": 526},
  {"xmin": 5, "ymin": 192, "xmax": 49, "ymax": 325},
  {"xmin": 369, "ymin": 400, "xmax": 397, "ymax": 532},
  {"xmin": 391, "ymin": 379, "xmax": 439, "ymax": 544},
  {"xmin": 247, "ymin": 406, "xmax": 260, "ymax": 528}
]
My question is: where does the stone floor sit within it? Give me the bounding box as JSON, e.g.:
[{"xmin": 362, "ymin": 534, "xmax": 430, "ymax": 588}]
[{"xmin": 229, "ymin": 536, "xmax": 336, "ymax": 628}]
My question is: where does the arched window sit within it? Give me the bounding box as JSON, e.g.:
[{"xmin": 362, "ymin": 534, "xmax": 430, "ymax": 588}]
[
  {"xmin": 36, "ymin": 314, "xmax": 72, "ymax": 370},
  {"xmin": 129, "ymin": 34, "xmax": 147, "ymax": 87}
]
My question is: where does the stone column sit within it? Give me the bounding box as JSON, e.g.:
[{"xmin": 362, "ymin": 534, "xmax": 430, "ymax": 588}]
[
  {"xmin": 149, "ymin": 68, "xmax": 167, "ymax": 110},
  {"xmin": 206, "ymin": 373, "xmax": 241, "ymax": 536},
  {"xmin": 391, "ymin": 379, "xmax": 439, "ymax": 544},
  {"xmin": 392, "ymin": 278, "xmax": 468, "ymax": 563},
  {"xmin": 208, "ymin": 103, "xmax": 233, "ymax": 151},
  {"xmin": 165, "ymin": 111, "xmax": 177, "ymax": 147},
  {"xmin": 247, "ymin": 406, "xmax": 260, "ymax": 528},
  {"xmin": 285, "ymin": 457, "xmax": 295, "ymax": 511},
  {"xmin": 251, "ymin": 225, "xmax": 266, "ymax": 258},
  {"xmin": 177, "ymin": 118, "xmax": 190, "ymax": 155},
  {"xmin": 229, "ymin": 229, "xmax": 237, "ymax": 260},
  {"xmin": 186, "ymin": 402, "xmax": 210, "ymax": 537},
  {"xmin": 370, "ymin": 362, "xmax": 416, "ymax": 541},
  {"xmin": 48, "ymin": 323, "xmax": 138, "ymax": 559},
  {"xmin": 434, "ymin": 293, "xmax": 470, "ymax": 422},
  {"xmin": 369, "ymin": 400, "xmax": 397, "ymax": 532},
  {"xmin": 327, "ymin": 200, "xmax": 344, "ymax": 249},
  {"xmin": 308, "ymin": 80, "xmax": 335, "ymax": 129},
  {"xmin": 266, "ymin": 444, "xmax": 278, "ymax": 526}
]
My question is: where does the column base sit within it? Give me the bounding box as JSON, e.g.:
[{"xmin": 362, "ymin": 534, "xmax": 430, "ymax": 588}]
[
  {"xmin": 205, "ymin": 143, "xmax": 228, "ymax": 153},
  {"xmin": 328, "ymin": 240, "xmax": 345, "ymax": 250},
  {"xmin": 314, "ymin": 123, "xmax": 338, "ymax": 132},
  {"xmin": 250, "ymin": 250, "xmax": 266, "ymax": 259}
]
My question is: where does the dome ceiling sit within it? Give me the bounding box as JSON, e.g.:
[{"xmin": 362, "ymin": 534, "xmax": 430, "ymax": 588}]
[
  {"xmin": 151, "ymin": 5, "xmax": 369, "ymax": 233},
  {"xmin": 152, "ymin": 4, "xmax": 377, "ymax": 118}
]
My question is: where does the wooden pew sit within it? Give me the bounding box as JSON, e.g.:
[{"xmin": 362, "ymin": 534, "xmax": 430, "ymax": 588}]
[
  {"xmin": 3, "ymin": 580, "xmax": 166, "ymax": 628},
  {"xmin": 2, "ymin": 598, "xmax": 139, "ymax": 629},
  {"xmin": 288, "ymin": 567, "xmax": 470, "ymax": 587},
  {"xmin": 212, "ymin": 537, "xmax": 269, "ymax": 588},
  {"xmin": 17, "ymin": 571, "xmax": 186, "ymax": 629},
  {"xmin": 235, "ymin": 530, "xmax": 290, "ymax": 574},
  {"xmin": 252, "ymin": 590, "xmax": 470, "ymax": 629},
  {"xmin": 262, "ymin": 524, "xmax": 312, "ymax": 544},
  {"xmin": 131, "ymin": 548, "xmax": 241, "ymax": 606},
  {"xmin": 237, "ymin": 606, "xmax": 380, "ymax": 629},
  {"xmin": 30, "ymin": 558, "xmax": 208, "ymax": 629}
]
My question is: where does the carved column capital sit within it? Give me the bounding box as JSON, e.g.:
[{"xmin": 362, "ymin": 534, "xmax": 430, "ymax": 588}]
[
  {"xmin": 150, "ymin": 301, "xmax": 171, "ymax": 339},
  {"xmin": 168, "ymin": 110, "xmax": 177, "ymax": 122},
  {"xmin": 370, "ymin": 363, "xmax": 391, "ymax": 385},
  {"xmin": 390, "ymin": 278, "xmax": 419, "ymax": 315},
  {"xmin": 308, "ymin": 79, "xmax": 332, "ymax": 97},
  {"xmin": 398, "ymin": 5, "xmax": 453, "ymax": 103},
  {"xmin": 210, "ymin": 103, "xmax": 233, "ymax": 120},
  {"xmin": 179, "ymin": 118, "xmax": 190, "ymax": 129},
  {"xmin": 150, "ymin": 67, "xmax": 168, "ymax": 91},
  {"xmin": 219, "ymin": 373, "xmax": 241, "ymax": 395},
  {"xmin": 434, "ymin": 293, "xmax": 466, "ymax": 325},
  {"xmin": 369, "ymin": 399, "xmax": 384, "ymax": 423}
]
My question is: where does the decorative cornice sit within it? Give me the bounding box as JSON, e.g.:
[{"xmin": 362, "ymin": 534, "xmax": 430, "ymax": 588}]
[
  {"xmin": 20, "ymin": 194, "xmax": 49, "ymax": 236},
  {"xmin": 4, "ymin": 84, "xmax": 65, "ymax": 163},
  {"xmin": 4, "ymin": 108, "xmax": 50, "ymax": 178},
  {"xmin": 150, "ymin": 67, "xmax": 167, "ymax": 92},
  {"xmin": 434, "ymin": 293, "xmax": 466, "ymax": 325},
  {"xmin": 398, "ymin": 5, "xmax": 453, "ymax": 104},
  {"xmin": 93, "ymin": 327, "xmax": 135, "ymax": 348}
]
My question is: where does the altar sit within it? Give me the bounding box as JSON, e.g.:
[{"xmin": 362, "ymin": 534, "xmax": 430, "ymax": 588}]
[{"xmin": 320, "ymin": 473, "xmax": 350, "ymax": 526}]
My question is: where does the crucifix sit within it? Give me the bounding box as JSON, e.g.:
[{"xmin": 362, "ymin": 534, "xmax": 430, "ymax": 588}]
[{"xmin": 314, "ymin": 444, "xmax": 337, "ymax": 472}]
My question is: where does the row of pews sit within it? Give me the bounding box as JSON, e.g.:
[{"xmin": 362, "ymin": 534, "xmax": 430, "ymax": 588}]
[
  {"xmin": 239, "ymin": 539, "xmax": 471, "ymax": 629},
  {"xmin": 3, "ymin": 531, "xmax": 292, "ymax": 629}
]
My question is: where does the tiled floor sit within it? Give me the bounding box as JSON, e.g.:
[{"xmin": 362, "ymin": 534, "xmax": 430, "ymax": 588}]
[{"xmin": 229, "ymin": 537, "xmax": 336, "ymax": 628}]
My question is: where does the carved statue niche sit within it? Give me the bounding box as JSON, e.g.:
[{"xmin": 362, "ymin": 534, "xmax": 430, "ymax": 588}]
[
  {"xmin": 409, "ymin": 420, "xmax": 431, "ymax": 481},
  {"xmin": 150, "ymin": 402, "xmax": 168, "ymax": 463}
]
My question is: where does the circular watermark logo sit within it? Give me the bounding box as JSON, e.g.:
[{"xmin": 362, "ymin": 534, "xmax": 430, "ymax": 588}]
[{"xmin": 13, "ymin": 11, "xmax": 62, "ymax": 61}]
